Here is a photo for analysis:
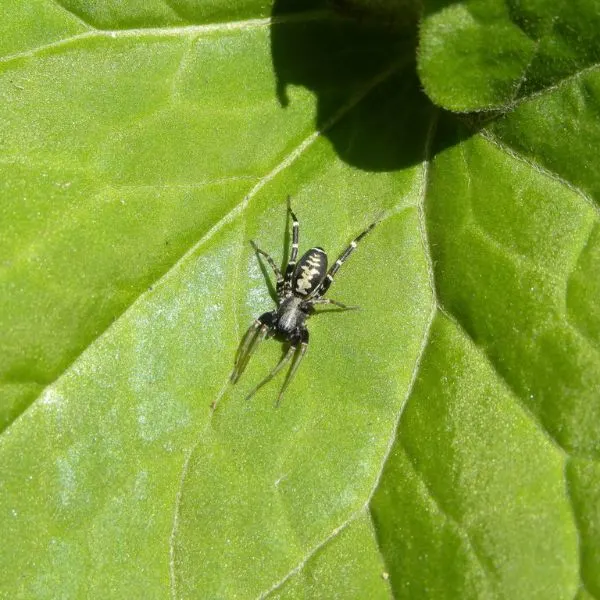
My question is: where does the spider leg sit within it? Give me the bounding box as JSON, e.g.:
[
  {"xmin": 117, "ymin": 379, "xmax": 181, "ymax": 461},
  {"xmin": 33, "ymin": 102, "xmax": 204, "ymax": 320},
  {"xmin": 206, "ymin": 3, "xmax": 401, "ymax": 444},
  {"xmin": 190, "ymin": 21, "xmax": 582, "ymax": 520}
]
[
  {"xmin": 313, "ymin": 221, "xmax": 377, "ymax": 298},
  {"xmin": 276, "ymin": 329, "xmax": 309, "ymax": 407},
  {"xmin": 307, "ymin": 298, "xmax": 360, "ymax": 310},
  {"xmin": 250, "ymin": 241, "xmax": 285, "ymax": 297},
  {"xmin": 245, "ymin": 343, "xmax": 296, "ymax": 401},
  {"xmin": 283, "ymin": 197, "xmax": 300, "ymax": 291},
  {"xmin": 231, "ymin": 312, "xmax": 274, "ymax": 383}
]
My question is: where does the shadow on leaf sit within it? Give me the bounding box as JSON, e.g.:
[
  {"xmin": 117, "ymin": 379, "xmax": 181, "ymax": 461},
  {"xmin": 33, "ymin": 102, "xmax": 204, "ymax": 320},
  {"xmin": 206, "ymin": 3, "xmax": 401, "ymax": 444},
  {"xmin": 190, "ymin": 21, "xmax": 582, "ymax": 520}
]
[{"xmin": 270, "ymin": 0, "xmax": 472, "ymax": 172}]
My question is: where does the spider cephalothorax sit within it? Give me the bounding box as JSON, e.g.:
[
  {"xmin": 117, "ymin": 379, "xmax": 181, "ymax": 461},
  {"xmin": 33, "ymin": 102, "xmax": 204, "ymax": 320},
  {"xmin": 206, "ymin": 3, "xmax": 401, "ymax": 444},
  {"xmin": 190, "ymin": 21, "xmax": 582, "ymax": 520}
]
[{"xmin": 231, "ymin": 199, "xmax": 377, "ymax": 405}]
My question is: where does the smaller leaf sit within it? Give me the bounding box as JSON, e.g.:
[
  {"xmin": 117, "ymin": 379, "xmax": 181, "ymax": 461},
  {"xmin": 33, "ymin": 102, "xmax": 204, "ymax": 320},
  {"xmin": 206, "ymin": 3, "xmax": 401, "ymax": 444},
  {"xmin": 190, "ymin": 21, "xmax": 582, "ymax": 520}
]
[{"xmin": 418, "ymin": 0, "xmax": 600, "ymax": 112}]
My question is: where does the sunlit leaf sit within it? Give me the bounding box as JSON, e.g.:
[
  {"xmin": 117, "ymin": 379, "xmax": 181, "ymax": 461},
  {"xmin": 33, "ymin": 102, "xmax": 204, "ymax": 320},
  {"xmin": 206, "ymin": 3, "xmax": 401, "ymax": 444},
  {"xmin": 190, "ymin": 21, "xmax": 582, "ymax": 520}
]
[{"xmin": 1, "ymin": 1, "xmax": 598, "ymax": 598}]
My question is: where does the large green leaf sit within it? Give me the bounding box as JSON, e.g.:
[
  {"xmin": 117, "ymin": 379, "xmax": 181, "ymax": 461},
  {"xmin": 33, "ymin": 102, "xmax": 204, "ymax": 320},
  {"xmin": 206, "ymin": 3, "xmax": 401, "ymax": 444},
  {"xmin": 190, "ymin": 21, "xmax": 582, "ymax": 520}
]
[{"xmin": 1, "ymin": 0, "xmax": 598, "ymax": 598}]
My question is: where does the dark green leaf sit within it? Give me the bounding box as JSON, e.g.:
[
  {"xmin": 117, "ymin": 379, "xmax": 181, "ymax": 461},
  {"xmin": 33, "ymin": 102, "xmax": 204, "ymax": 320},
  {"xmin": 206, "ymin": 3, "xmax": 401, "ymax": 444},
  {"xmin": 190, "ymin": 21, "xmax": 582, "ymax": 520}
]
[{"xmin": 418, "ymin": 0, "xmax": 600, "ymax": 111}]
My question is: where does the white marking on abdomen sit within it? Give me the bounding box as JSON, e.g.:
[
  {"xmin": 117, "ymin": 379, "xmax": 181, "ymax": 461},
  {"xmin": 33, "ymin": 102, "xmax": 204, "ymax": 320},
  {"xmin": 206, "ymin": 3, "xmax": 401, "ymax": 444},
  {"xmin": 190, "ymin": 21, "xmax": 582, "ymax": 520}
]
[
  {"xmin": 306, "ymin": 256, "xmax": 322, "ymax": 267},
  {"xmin": 296, "ymin": 265, "xmax": 320, "ymax": 293}
]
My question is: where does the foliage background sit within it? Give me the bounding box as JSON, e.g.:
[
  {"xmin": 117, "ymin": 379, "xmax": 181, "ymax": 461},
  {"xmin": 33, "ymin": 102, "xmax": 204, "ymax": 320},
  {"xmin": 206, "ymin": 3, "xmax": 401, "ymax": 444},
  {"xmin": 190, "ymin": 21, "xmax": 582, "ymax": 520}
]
[{"xmin": 1, "ymin": 0, "xmax": 599, "ymax": 598}]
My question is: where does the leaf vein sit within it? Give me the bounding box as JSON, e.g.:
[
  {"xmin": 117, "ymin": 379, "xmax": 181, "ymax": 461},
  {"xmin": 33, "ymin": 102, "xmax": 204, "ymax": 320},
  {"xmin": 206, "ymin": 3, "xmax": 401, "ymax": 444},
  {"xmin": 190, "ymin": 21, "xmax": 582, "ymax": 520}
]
[
  {"xmin": 365, "ymin": 109, "xmax": 440, "ymax": 508},
  {"xmin": 0, "ymin": 11, "xmax": 334, "ymax": 66},
  {"xmin": 399, "ymin": 441, "xmax": 497, "ymax": 595},
  {"xmin": 564, "ymin": 459, "xmax": 587, "ymax": 599},
  {"xmin": 47, "ymin": 0, "xmax": 96, "ymax": 30},
  {"xmin": 513, "ymin": 62, "xmax": 600, "ymax": 109},
  {"xmin": 365, "ymin": 510, "xmax": 397, "ymax": 600},
  {"xmin": 258, "ymin": 511, "xmax": 363, "ymax": 599},
  {"xmin": 510, "ymin": 14, "xmax": 558, "ymax": 103},
  {"xmin": 480, "ymin": 130, "xmax": 600, "ymax": 219},
  {"xmin": 438, "ymin": 305, "xmax": 569, "ymax": 457}
]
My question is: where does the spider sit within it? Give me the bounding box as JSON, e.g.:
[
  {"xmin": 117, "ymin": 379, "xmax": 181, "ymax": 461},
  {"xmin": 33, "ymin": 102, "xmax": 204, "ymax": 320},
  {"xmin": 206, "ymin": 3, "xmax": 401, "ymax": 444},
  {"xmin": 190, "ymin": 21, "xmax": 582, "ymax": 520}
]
[{"xmin": 231, "ymin": 198, "xmax": 377, "ymax": 405}]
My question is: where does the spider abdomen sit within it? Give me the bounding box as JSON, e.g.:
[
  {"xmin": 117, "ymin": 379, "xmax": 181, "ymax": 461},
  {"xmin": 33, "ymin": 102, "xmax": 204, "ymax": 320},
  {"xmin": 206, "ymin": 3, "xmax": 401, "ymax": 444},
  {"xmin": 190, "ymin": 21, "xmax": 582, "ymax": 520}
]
[{"xmin": 292, "ymin": 247, "xmax": 327, "ymax": 296}]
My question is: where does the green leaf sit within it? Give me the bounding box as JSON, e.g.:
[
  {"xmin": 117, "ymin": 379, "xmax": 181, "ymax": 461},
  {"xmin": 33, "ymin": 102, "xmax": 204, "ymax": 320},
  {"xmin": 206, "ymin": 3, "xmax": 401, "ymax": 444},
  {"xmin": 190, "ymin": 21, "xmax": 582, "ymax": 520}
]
[
  {"xmin": 1, "ymin": 1, "xmax": 599, "ymax": 598},
  {"xmin": 418, "ymin": 0, "xmax": 600, "ymax": 112}
]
